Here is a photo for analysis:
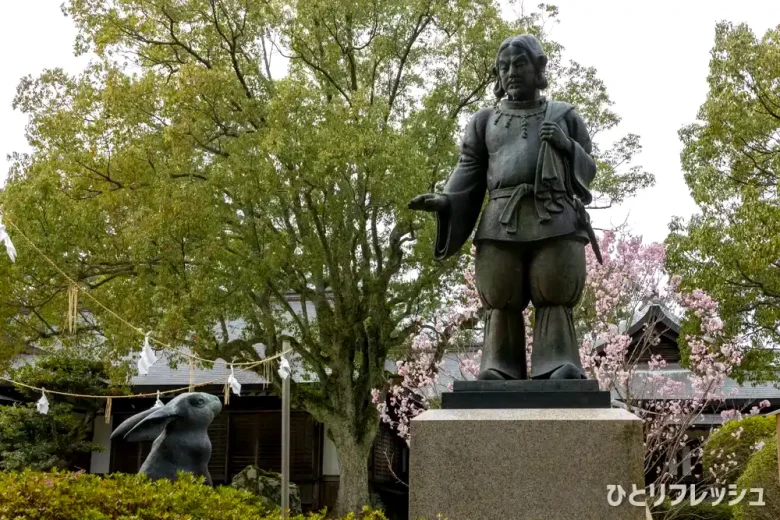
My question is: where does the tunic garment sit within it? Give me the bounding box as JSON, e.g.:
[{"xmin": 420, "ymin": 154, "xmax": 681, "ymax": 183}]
[
  {"xmin": 486, "ymin": 103, "xmax": 543, "ymax": 187},
  {"xmin": 434, "ymin": 99, "xmax": 596, "ymax": 260}
]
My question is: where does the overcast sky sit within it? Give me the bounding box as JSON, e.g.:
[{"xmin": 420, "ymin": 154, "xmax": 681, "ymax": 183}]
[{"xmin": 1, "ymin": 1, "xmax": 778, "ymax": 243}]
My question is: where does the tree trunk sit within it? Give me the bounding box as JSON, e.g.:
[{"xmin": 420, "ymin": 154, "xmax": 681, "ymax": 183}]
[{"xmin": 330, "ymin": 426, "xmax": 374, "ymax": 517}]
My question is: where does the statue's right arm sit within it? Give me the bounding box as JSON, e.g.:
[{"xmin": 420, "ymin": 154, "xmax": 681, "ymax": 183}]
[
  {"xmin": 442, "ymin": 108, "xmax": 491, "ymax": 196},
  {"xmin": 433, "ymin": 108, "xmax": 492, "ymax": 259}
]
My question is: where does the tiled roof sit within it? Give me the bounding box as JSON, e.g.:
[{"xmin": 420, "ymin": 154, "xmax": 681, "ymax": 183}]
[
  {"xmin": 612, "ymin": 368, "xmax": 780, "ymax": 401},
  {"xmin": 131, "ymin": 346, "xmax": 317, "ymax": 387},
  {"xmin": 626, "ymin": 303, "xmax": 680, "ymax": 337},
  {"xmin": 1, "ymin": 346, "xmax": 317, "ymax": 391}
]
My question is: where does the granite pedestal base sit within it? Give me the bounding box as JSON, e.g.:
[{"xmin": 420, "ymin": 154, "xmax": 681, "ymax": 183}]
[{"xmin": 409, "ymin": 408, "xmax": 645, "ymax": 520}]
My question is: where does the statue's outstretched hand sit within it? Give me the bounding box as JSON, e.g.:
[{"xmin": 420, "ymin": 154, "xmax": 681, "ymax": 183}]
[{"xmin": 408, "ymin": 193, "xmax": 449, "ymax": 212}]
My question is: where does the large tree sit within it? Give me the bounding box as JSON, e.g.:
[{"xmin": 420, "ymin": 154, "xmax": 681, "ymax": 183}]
[
  {"xmin": 667, "ymin": 22, "xmax": 780, "ymax": 382},
  {"xmin": 0, "ymin": 0, "xmax": 651, "ymax": 512}
]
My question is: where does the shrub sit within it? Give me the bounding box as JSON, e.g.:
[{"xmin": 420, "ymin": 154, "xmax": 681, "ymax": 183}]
[
  {"xmin": 0, "ymin": 352, "xmax": 122, "ymax": 471},
  {"xmin": 653, "ymin": 500, "xmax": 734, "ymax": 519},
  {"xmin": 0, "ymin": 470, "xmax": 389, "ymax": 520},
  {"xmin": 704, "ymin": 416, "xmax": 775, "ymax": 485},
  {"xmin": 10, "ymin": 354, "xmax": 126, "ymax": 401},
  {"xmin": 0, "ymin": 403, "xmax": 101, "ymax": 471},
  {"xmin": 231, "ymin": 465, "xmax": 302, "ymax": 514},
  {"xmin": 733, "ymin": 437, "xmax": 780, "ymax": 520}
]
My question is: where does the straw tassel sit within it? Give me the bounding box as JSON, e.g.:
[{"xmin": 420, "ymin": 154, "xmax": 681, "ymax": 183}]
[
  {"xmin": 223, "ymin": 380, "xmax": 230, "ymax": 405},
  {"xmin": 188, "ymin": 359, "xmax": 195, "ymax": 392},
  {"xmin": 67, "ymin": 284, "xmax": 79, "ymax": 333},
  {"xmin": 104, "ymin": 397, "xmax": 113, "ymax": 424}
]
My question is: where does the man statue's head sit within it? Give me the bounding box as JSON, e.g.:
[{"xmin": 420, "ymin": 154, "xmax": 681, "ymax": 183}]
[{"xmin": 493, "ymin": 34, "xmax": 549, "ymax": 101}]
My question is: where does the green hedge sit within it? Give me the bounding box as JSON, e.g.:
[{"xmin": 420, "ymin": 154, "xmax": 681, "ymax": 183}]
[
  {"xmin": 704, "ymin": 416, "xmax": 775, "ymax": 485},
  {"xmin": 653, "ymin": 500, "xmax": 734, "ymax": 519},
  {"xmin": 0, "ymin": 470, "xmax": 387, "ymax": 520},
  {"xmin": 733, "ymin": 437, "xmax": 780, "ymax": 520}
]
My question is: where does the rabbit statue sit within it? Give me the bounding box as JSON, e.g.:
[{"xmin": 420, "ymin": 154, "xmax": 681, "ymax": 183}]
[{"xmin": 111, "ymin": 392, "xmax": 223, "ymax": 485}]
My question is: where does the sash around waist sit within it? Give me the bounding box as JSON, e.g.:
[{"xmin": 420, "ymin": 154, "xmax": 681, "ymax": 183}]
[
  {"xmin": 489, "ymin": 184, "xmax": 535, "ymax": 234},
  {"xmin": 475, "ymin": 184, "xmax": 596, "ymax": 258},
  {"xmin": 489, "ymin": 183, "xmax": 534, "ymax": 200},
  {"xmin": 477, "ymin": 183, "xmax": 583, "ymax": 242}
]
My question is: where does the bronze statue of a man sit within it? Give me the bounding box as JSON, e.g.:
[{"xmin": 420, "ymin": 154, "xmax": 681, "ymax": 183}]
[{"xmin": 409, "ymin": 34, "xmax": 602, "ymax": 381}]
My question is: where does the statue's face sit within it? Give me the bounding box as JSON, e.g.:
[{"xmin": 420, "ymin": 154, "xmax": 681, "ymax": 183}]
[{"xmin": 497, "ymin": 45, "xmax": 537, "ymax": 101}]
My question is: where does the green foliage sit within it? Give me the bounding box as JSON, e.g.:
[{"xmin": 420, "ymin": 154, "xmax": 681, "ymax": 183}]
[
  {"xmin": 0, "ymin": 403, "xmax": 101, "ymax": 471},
  {"xmin": 9, "ymin": 351, "xmax": 127, "ymax": 403},
  {"xmin": 667, "ymin": 22, "xmax": 780, "ymax": 381},
  {"xmin": 733, "ymin": 437, "xmax": 780, "ymax": 520},
  {"xmin": 231, "ymin": 465, "xmax": 303, "ymax": 514},
  {"xmin": 704, "ymin": 416, "xmax": 776, "ymax": 485},
  {"xmin": 0, "ymin": 469, "xmax": 390, "ymax": 519},
  {"xmin": 0, "ymin": 0, "xmax": 651, "ymax": 513},
  {"xmin": 0, "ymin": 352, "xmax": 117, "ymax": 471},
  {"xmin": 0, "ymin": 350, "xmax": 120, "ymax": 471},
  {"xmin": 654, "ymin": 500, "xmax": 734, "ymax": 520}
]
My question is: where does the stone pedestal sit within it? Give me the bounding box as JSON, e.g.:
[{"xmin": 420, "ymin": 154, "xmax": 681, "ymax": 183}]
[{"xmin": 409, "ymin": 408, "xmax": 645, "ymax": 520}]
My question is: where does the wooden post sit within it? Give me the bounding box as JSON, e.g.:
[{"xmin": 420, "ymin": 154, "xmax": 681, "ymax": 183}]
[{"xmin": 280, "ymin": 349, "xmax": 291, "ymax": 518}]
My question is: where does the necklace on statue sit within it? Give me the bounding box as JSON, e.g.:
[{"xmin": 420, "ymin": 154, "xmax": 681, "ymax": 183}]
[{"xmin": 493, "ymin": 106, "xmax": 546, "ymax": 137}]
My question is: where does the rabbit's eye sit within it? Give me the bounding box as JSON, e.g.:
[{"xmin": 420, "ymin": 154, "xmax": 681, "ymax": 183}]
[{"xmin": 193, "ymin": 397, "xmax": 205, "ymax": 407}]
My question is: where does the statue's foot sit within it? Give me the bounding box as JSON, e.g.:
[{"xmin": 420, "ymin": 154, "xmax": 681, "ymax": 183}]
[
  {"xmin": 548, "ymin": 363, "xmax": 587, "ymax": 380},
  {"xmin": 477, "ymin": 368, "xmax": 516, "ymax": 380}
]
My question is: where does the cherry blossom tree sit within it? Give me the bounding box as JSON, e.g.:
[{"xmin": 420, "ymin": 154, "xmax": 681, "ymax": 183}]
[
  {"xmin": 373, "ymin": 246, "xmax": 485, "ymax": 442},
  {"xmin": 577, "ymin": 231, "xmax": 744, "ymax": 494}
]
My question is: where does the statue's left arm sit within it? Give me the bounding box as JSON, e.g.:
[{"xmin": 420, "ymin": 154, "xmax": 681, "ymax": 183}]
[{"xmin": 564, "ymin": 109, "xmax": 597, "ymax": 206}]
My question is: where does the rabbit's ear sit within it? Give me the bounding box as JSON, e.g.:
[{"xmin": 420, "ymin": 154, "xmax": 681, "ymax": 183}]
[
  {"xmin": 123, "ymin": 405, "xmax": 179, "ymax": 442},
  {"xmin": 111, "ymin": 407, "xmax": 158, "ymax": 441}
]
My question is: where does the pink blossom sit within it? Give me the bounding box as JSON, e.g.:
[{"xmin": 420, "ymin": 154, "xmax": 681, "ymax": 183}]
[{"xmin": 720, "ymin": 409, "xmax": 743, "ymax": 423}]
